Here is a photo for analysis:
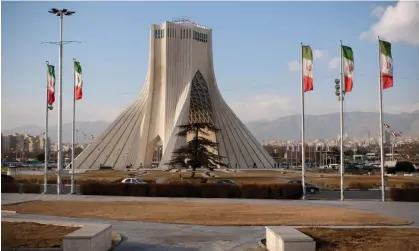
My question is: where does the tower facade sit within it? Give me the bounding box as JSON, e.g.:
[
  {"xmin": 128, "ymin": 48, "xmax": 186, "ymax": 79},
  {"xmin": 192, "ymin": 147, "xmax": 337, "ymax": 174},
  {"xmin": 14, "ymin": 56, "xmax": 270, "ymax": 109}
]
[{"xmin": 73, "ymin": 19, "xmax": 275, "ymax": 170}]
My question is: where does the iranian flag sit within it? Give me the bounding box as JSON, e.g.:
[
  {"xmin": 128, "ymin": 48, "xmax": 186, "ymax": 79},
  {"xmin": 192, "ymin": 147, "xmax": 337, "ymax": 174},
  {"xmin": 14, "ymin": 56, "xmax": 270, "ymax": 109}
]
[
  {"xmin": 47, "ymin": 64, "xmax": 56, "ymax": 105},
  {"xmin": 380, "ymin": 40, "xmax": 393, "ymax": 89},
  {"xmin": 74, "ymin": 60, "xmax": 83, "ymax": 100},
  {"xmin": 342, "ymin": 45, "xmax": 354, "ymax": 93},
  {"xmin": 302, "ymin": 45, "xmax": 313, "ymax": 92}
]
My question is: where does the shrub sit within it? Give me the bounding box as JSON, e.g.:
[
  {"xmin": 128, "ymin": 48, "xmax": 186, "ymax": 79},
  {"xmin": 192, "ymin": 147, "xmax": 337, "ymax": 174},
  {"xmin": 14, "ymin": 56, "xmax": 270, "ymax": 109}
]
[
  {"xmin": 389, "ymin": 188, "xmax": 419, "ymax": 202},
  {"xmin": 241, "ymin": 184, "xmax": 271, "ymax": 199},
  {"xmin": 20, "ymin": 183, "xmax": 41, "ymax": 194},
  {"xmin": 270, "ymin": 184, "xmax": 302, "ymax": 200},
  {"xmin": 347, "ymin": 182, "xmax": 376, "ymax": 190},
  {"xmin": 386, "ymin": 167, "xmax": 396, "ymax": 174},
  {"xmin": 81, "ymin": 183, "xmax": 148, "ymax": 197},
  {"xmin": 80, "ymin": 183, "xmax": 302, "ymax": 200},
  {"xmin": 402, "ymin": 182, "xmax": 419, "ymax": 188},
  {"xmin": 1, "ymin": 183, "xmax": 19, "ymax": 193},
  {"xmin": 1, "ymin": 183, "xmax": 40, "ymax": 194}
]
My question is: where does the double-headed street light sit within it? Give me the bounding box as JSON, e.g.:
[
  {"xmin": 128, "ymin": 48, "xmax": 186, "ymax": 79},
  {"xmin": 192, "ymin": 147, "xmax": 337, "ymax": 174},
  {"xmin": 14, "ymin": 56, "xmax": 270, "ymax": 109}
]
[
  {"xmin": 334, "ymin": 78, "xmax": 345, "ymax": 201},
  {"xmin": 48, "ymin": 8, "xmax": 75, "ymax": 195}
]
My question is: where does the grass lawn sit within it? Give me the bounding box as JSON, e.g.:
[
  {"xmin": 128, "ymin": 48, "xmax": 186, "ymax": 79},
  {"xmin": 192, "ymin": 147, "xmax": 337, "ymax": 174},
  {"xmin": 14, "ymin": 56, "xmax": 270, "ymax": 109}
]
[
  {"xmin": 298, "ymin": 227, "xmax": 419, "ymax": 251},
  {"xmin": 12, "ymin": 169, "xmax": 419, "ymax": 188},
  {"xmin": 2, "ymin": 200, "xmax": 412, "ymax": 226},
  {"xmin": 1, "ymin": 221, "xmax": 80, "ymax": 248}
]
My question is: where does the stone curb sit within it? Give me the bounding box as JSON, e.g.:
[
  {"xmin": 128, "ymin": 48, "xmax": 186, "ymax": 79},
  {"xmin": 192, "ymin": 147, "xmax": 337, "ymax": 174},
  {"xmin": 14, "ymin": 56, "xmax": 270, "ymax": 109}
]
[{"xmin": 1, "ymin": 210, "xmax": 17, "ymax": 214}]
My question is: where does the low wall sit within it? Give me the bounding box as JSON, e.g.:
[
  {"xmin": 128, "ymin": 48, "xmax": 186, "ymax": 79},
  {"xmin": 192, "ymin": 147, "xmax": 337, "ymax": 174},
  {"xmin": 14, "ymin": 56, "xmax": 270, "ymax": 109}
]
[
  {"xmin": 265, "ymin": 226, "xmax": 315, "ymax": 251},
  {"xmin": 63, "ymin": 223, "xmax": 112, "ymax": 251}
]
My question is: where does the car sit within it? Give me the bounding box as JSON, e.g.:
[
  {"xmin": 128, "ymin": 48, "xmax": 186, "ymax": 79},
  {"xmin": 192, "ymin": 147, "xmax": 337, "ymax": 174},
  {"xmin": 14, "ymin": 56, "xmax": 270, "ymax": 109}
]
[
  {"xmin": 121, "ymin": 178, "xmax": 147, "ymax": 184},
  {"xmin": 217, "ymin": 179, "xmax": 237, "ymax": 185},
  {"xmin": 287, "ymin": 179, "xmax": 320, "ymax": 194}
]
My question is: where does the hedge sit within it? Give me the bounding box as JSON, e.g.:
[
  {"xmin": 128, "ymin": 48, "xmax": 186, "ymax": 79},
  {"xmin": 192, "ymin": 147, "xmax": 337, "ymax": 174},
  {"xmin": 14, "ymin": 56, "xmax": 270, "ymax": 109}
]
[
  {"xmin": 80, "ymin": 183, "xmax": 303, "ymax": 200},
  {"xmin": 389, "ymin": 187, "xmax": 419, "ymax": 202},
  {"xmin": 1, "ymin": 183, "xmax": 41, "ymax": 194}
]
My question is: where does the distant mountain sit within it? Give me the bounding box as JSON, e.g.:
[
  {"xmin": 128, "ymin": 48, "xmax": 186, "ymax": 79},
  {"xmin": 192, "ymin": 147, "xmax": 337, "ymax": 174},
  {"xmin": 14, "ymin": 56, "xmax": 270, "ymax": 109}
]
[
  {"xmin": 246, "ymin": 110, "xmax": 419, "ymax": 141},
  {"xmin": 3, "ymin": 111, "xmax": 419, "ymax": 142}
]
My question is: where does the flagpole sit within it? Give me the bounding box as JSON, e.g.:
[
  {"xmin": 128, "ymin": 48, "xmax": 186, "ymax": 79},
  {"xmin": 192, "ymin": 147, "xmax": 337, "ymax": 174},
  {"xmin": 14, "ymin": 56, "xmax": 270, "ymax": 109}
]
[
  {"xmin": 378, "ymin": 36, "xmax": 386, "ymax": 202},
  {"xmin": 71, "ymin": 58, "xmax": 76, "ymax": 194},
  {"xmin": 44, "ymin": 61, "xmax": 50, "ymax": 194},
  {"xmin": 291, "ymin": 146, "xmax": 293, "ymax": 167},
  {"xmin": 300, "ymin": 43, "xmax": 306, "ymax": 199},
  {"xmin": 390, "ymin": 135, "xmax": 393, "ymax": 161},
  {"xmin": 339, "ymin": 40, "xmax": 345, "ymax": 201}
]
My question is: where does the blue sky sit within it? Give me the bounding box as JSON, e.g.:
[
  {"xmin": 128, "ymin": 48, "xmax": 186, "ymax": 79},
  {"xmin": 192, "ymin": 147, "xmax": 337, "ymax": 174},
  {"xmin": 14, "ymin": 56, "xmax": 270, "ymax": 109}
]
[{"xmin": 1, "ymin": 1, "xmax": 419, "ymax": 129}]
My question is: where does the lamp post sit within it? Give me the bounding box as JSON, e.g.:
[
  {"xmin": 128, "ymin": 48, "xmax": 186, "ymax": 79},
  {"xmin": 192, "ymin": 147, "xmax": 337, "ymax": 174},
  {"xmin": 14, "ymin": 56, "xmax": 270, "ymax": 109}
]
[
  {"xmin": 48, "ymin": 8, "xmax": 76, "ymax": 194},
  {"xmin": 335, "ymin": 78, "xmax": 345, "ymax": 201}
]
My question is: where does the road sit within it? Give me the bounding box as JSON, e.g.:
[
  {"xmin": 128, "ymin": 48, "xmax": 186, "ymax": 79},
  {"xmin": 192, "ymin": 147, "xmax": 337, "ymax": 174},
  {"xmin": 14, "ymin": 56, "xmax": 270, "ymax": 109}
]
[{"xmin": 307, "ymin": 190, "xmax": 387, "ymax": 200}]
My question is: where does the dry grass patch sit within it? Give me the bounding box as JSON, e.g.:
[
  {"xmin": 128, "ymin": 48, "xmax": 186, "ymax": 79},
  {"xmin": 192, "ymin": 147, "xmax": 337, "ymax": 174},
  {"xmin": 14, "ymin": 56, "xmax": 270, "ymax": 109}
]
[
  {"xmin": 299, "ymin": 227, "xmax": 419, "ymax": 251},
  {"xmin": 2, "ymin": 201, "xmax": 411, "ymax": 226},
  {"xmin": 307, "ymin": 175, "xmax": 418, "ymax": 189},
  {"xmin": 1, "ymin": 221, "xmax": 80, "ymax": 248}
]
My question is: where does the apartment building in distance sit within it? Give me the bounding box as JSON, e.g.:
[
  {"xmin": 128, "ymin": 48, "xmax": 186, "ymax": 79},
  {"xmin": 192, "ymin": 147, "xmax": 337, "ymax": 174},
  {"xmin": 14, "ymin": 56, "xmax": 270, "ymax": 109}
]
[{"xmin": 1, "ymin": 133, "xmax": 51, "ymax": 154}]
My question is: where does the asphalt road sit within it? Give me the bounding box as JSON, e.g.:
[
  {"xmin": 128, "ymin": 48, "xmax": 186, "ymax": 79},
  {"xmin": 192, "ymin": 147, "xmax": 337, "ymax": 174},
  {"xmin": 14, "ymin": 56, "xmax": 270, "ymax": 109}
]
[{"xmin": 306, "ymin": 190, "xmax": 388, "ymax": 200}]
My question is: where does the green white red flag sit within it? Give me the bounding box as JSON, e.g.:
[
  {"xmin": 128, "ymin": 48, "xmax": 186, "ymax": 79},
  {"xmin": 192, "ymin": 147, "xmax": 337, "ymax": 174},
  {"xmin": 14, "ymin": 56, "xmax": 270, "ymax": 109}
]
[
  {"xmin": 342, "ymin": 45, "xmax": 354, "ymax": 93},
  {"xmin": 302, "ymin": 45, "xmax": 313, "ymax": 92},
  {"xmin": 379, "ymin": 40, "xmax": 393, "ymax": 89},
  {"xmin": 74, "ymin": 60, "xmax": 83, "ymax": 100},
  {"xmin": 47, "ymin": 64, "xmax": 56, "ymax": 105}
]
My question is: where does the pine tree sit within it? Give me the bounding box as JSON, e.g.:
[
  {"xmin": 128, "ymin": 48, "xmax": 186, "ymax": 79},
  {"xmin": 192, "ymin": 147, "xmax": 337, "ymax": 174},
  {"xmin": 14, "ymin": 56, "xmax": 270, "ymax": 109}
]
[{"xmin": 167, "ymin": 122, "xmax": 228, "ymax": 177}]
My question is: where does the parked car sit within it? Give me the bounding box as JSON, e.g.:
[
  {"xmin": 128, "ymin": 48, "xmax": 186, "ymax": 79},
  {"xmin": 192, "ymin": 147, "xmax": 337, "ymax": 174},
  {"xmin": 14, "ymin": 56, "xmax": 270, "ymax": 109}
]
[
  {"xmin": 121, "ymin": 178, "xmax": 147, "ymax": 184},
  {"xmin": 287, "ymin": 179, "xmax": 320, "ymax": 194},
  {"xmin": 217, "ymin": 179, "xmax": 237, "ymax": 185}
]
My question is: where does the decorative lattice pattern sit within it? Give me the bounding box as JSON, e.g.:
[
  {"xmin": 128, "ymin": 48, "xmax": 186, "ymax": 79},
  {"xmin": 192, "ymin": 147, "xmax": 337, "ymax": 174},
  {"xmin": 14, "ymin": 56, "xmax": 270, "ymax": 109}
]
[{"xmin": 189, "ymin": 70, "xmax": 214, "ymax": 124}]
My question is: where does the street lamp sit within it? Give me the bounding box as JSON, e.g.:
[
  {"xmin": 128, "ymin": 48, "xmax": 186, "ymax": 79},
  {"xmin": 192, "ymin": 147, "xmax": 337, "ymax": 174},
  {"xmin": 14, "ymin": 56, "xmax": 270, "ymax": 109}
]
[
  {"xmin": 334, "ymin": 78, "xmax": 345, "ymax": 201},
  {"xmin": 48, "ymin": 8, "xmax": 75, "ymax": 195}
]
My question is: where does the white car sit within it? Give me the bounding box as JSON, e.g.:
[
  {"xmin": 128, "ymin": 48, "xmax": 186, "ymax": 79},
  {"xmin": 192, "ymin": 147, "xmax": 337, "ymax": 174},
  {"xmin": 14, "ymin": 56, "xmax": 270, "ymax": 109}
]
[{"xmin": 121, "ymin": 178, "xmax": 147, "ymax": 184}]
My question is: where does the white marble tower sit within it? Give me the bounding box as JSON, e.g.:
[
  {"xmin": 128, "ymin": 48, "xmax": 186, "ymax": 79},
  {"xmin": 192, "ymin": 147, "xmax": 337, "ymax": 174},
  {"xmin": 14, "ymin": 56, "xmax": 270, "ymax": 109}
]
[{"xmin": 72, "ymin": 19, "xmax": 275, "ymax": 170}]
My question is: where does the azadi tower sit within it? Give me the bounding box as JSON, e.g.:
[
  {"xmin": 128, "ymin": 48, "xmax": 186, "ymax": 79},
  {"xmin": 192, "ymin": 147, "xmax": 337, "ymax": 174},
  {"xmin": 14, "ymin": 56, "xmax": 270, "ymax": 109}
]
[{"xmin": 72, "ymin": 19, "xmax": 275, "ymax": 170}]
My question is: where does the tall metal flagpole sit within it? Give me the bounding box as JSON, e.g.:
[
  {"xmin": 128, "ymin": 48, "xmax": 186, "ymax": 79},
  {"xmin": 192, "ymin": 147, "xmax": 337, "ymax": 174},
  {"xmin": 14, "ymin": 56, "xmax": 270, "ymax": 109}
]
[
  {"xmin": 378, "ymin": 36, "xmax": 386, "ymax": 202},
  {"xmin": 339, "ymin": 40, "xmax": 345, "ymax": 201},
  {"xmin": 71, "ymin": 58, "xmax": 76, "ymax": 194},
  {"xmin": 300, "ymin": 43, "xmax": 306, "ymax": 199},
  {"xmin": 44, "ymin": 61, "xmax": 50, "ymax": 194}
]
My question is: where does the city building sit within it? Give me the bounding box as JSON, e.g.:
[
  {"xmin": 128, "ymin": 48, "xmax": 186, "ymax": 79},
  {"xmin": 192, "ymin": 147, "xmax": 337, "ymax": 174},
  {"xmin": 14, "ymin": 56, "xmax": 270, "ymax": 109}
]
[
  {"xmin": 1, "ymin": 133, "xmax": 52, "ymax": 155},
  {"xmin": 72, "ymin": 19, "xmax": 275, "ymax": 170}
]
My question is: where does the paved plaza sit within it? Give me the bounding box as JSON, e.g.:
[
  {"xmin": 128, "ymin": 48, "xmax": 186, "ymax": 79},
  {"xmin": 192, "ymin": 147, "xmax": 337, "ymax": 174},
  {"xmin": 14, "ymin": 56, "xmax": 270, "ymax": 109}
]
[{"xmin": 2, "ymin": 194, "xmax": 419, "ymax": 251}]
